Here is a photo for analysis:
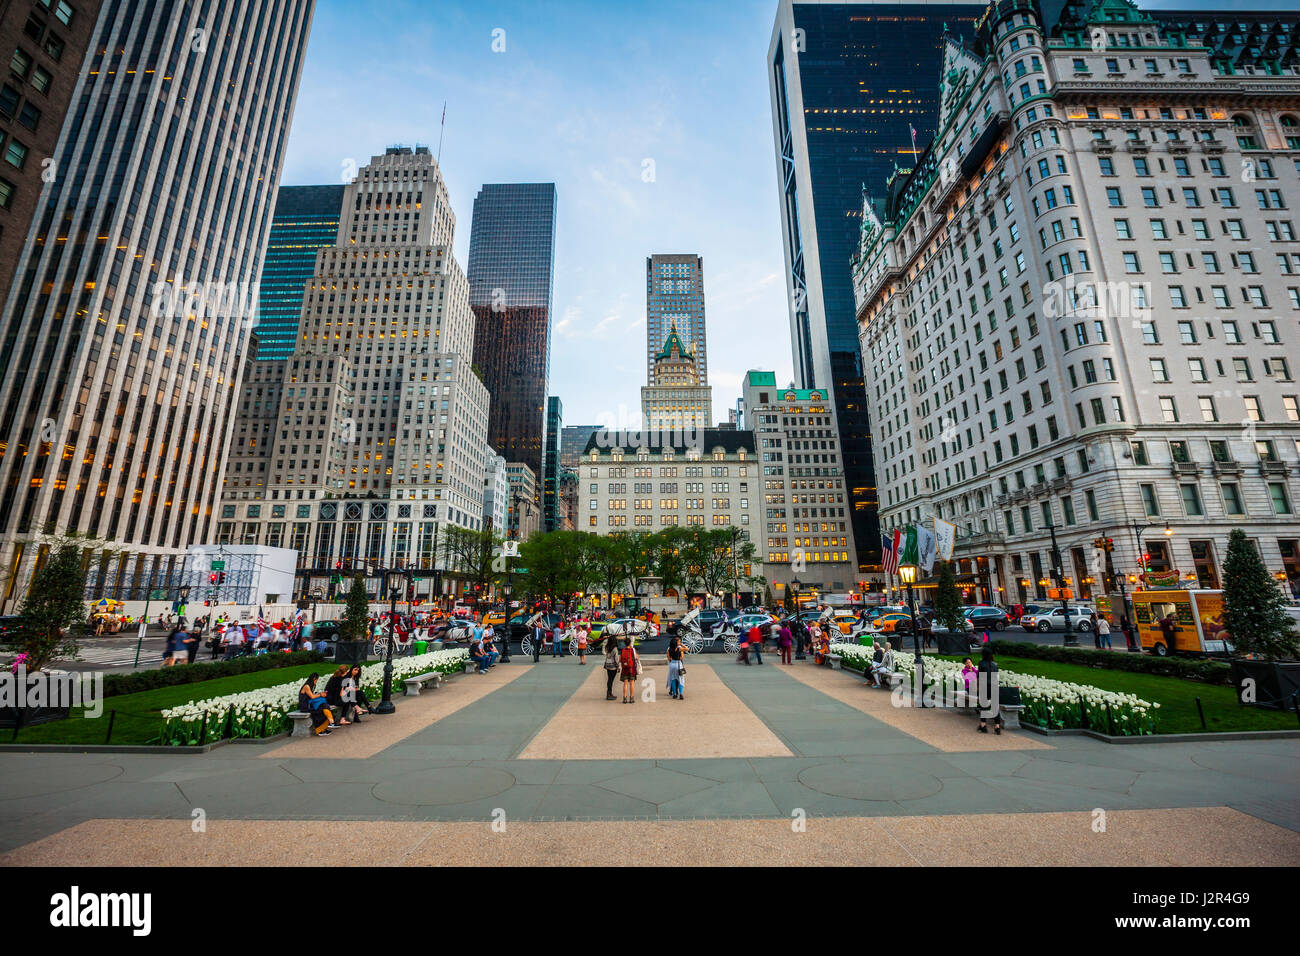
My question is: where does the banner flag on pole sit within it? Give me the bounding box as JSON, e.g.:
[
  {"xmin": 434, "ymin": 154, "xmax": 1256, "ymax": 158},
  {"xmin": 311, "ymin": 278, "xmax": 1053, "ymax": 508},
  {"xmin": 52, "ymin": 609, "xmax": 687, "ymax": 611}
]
[
  {"xmin": 934, "ymin": 519, "xmax": 956, "ymax": 561},
  {"xmin": 918, "ymin": 525, "xmax": 937, "ymax": 574},
  {"xmin": 901, "ymin": 526, "xmax": 920, "ymax": 566}
]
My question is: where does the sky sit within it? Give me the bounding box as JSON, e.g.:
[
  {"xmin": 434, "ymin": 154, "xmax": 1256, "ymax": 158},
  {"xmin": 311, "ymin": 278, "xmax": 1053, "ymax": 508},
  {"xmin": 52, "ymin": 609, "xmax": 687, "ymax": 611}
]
[
  {"xmin": 279, "ymin": 0, "xmax": 793, "ymax": 428},
  {"xmin": 278, "ymin": 0, "xmax": 1293, "ymax": 428}
]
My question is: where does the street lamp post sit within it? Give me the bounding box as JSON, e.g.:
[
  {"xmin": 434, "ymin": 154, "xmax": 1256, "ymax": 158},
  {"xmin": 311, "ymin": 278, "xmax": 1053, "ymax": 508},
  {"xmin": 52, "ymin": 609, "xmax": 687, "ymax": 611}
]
[
  {"xmin": 1046, "ymin": 522, "xmax": 1076, "ymax": 647},
  {"xmin": 898, "ymin": 563, "xmax": 923, "ymax": 707},
  {"xmin": 375, "ymin": 568, "xmax": 407, "ymax": 715},
  {"xmin": 500, "ymin": 579, "xmax": 513, "ymax": 663},
  {"xmin": 791, "ymin": 577, "xmax": 805, "ymax": 659}
]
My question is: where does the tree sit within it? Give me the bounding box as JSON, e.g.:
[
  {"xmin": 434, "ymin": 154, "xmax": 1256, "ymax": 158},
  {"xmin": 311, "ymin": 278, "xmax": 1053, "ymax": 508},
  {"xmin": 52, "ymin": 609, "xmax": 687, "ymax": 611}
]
[
  {"xmin": 1222, "ymin": 528, "xmax": 1297, "ymax": 660},
  {"xmin": 440, "ymin": 525, "xmax": 503, "ymax": 595},
  {"xmin": 933, "ymin": 561, "xmax": 965, "ymax": 631},
  {"xmin": 18, "ymin": 540, "xmax": 88, "ymax": 672},
  {"xmin": 340, "ymin": 573, "xmax": 371, "ymax": 643},
  {"xmin": 518, "ymin": 531, "xmax": 596, "ymax": 608},
  {"xmin": 651, "ymin": 527, "xmax": 688, "ymax": 597}
]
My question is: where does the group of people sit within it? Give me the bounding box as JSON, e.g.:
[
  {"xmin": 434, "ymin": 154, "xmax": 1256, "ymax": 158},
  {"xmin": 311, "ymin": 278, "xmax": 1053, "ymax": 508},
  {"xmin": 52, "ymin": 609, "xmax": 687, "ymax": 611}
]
[{"xmin": 297, "ymin": 665, "xmax": 374, "ymax": 737}]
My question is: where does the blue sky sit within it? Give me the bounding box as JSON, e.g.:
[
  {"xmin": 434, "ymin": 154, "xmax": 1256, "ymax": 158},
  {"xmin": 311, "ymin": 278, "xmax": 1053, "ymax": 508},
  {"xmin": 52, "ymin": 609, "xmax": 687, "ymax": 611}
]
[
  {"xmin": 280, "ymin": 0, "xmax": 792, "ymax": 427},
  {"xmin": 279, "ymin": 0, "xmax": 1291, "ymax": 427}
]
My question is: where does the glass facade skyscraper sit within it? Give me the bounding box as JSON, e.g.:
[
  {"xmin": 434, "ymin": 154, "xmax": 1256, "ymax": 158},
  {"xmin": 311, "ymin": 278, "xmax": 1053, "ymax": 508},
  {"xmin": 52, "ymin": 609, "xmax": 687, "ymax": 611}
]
[
  {"xmin": 768, "ymin": 0, "xmax": 982, "ymax": 572},
  {"xmin": 544, "ymin": 396, "xmax": 562, "ymax": 532},
  {"xmin": 0, "ymin": 0, "xmax": 315, "ymax": 608},
  {"xmin": 254, "ymin": 185, "xmax": 345, "ymax": 360},
  {"xmin": 467, "ymin": 183, "xmax": 558, "ymax": 481}
]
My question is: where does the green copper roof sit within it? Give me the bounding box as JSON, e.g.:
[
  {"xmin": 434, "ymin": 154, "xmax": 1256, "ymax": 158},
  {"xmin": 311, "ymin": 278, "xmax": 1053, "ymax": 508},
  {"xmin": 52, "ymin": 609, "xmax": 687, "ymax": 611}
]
[
  {"xmin": 655, "ymin": 322, "xmax": 693, "ymax": 362},
  {"xmin": 747, "ymin": 370, "xmax": 777, "ymax": 387}
]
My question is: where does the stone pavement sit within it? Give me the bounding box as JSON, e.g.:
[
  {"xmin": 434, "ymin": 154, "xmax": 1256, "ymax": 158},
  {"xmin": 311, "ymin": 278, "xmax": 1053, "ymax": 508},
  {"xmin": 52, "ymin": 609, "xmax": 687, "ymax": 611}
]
[{"xmin": 1, "ymin": 657, "xmax": 1298, "ymax": 865}]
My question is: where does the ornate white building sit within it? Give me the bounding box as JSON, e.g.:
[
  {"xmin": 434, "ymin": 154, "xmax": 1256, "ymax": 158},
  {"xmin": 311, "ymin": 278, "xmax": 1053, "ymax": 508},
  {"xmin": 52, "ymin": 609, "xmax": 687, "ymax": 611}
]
[{"xmin": 853, "ymin": 0, "xmax": 1300, "ymax": 609}]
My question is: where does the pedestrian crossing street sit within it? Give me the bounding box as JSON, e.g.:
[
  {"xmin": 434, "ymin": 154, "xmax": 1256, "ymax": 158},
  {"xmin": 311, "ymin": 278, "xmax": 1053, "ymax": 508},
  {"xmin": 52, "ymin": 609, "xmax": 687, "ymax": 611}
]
[{"xmin": 56, "ymin": 637, "xmax": 161, "ymax": 670}]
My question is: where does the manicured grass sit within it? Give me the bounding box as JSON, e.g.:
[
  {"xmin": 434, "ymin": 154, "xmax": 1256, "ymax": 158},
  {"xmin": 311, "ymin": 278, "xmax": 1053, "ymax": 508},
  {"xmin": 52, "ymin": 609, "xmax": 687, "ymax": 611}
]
[
  {"xmin": 935, "ymin": 654, "xmax": 1298, "ymax": 734},
  {"xmin": 7, "ymin": 664, "xmax": 326, "ymax": 746}
]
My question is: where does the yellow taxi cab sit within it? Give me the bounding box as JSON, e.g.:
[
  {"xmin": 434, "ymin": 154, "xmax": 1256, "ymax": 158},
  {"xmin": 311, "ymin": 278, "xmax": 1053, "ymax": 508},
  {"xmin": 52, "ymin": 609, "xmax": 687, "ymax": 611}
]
[
  {"xmin": 482, "ymin": 609, "xmax": 508, "ymax": 628},
  {"xmin": 870, "ymin": 612, "xmax": 915, "ymax": 635},
  {"xmin": 832, "ymin": 611, "xmax": 861, "ymax": 635}
]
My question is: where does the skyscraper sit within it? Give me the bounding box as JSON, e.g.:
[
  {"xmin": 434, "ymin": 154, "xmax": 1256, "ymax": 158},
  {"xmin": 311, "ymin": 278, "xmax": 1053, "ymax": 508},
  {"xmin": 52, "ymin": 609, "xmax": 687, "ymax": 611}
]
[
  {"xmin": 643, "ymin": 254, "xmax": 712, "ymax": 432},
  {"xmin": 543, "ymin": 396, "xmax": 562, "ymax": 532},
  {"xmin": 467, "ymin": 183, "xmax": 557, "ymax": 481},
  {"xmin": 0, "ymin": 0, "xmax": 315, "ymax": 608},
  {"xmin": 216, "ymin": 147, "xmax": 492, "ymax": 601},
  {"xmin": 0, "ymin": 0, "xmax": 105, "ymax": 306},
  {"xmin": 768, "ymin": 0, "xmax": 983, "ymax": 573},
  {"xmin": 254, "ymin": 185, "xmax": 346, "ymax": 360}
]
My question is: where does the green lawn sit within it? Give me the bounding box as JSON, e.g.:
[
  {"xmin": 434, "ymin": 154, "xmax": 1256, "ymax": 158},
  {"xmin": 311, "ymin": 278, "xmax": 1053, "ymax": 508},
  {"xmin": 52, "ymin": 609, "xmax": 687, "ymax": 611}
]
[
  {"xmin": 7, "ymin": 664, "xmax": 326, "ymax": 746},
  {"xmin": 935, "ymin": 654, "xmax": 1298, "ymax": 734}
]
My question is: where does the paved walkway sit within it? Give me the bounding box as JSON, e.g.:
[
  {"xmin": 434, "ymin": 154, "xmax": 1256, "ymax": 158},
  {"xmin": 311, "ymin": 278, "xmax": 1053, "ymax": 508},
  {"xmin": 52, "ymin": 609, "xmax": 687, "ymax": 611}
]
[{"xmin": 1, "ymin": 657, "xmax": 1298, "ymax": 865}]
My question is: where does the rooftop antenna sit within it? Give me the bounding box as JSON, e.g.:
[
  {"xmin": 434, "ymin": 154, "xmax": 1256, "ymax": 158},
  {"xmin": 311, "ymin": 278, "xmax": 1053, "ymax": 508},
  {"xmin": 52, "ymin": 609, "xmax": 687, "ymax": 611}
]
[{"xmin": 436, "ymin": 101, "xmax": 446, "ymax": 166}]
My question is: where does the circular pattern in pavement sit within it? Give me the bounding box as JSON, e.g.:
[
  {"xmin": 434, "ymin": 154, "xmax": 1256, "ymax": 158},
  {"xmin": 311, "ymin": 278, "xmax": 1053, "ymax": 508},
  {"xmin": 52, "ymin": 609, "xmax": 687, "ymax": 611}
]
[
  {"xmin": 372, "ymin": 766, "xmax": 516, "ymax": 807},
  {"xmin": 797, "ymin": 763, "xmax": 943, "ymax": 802}
]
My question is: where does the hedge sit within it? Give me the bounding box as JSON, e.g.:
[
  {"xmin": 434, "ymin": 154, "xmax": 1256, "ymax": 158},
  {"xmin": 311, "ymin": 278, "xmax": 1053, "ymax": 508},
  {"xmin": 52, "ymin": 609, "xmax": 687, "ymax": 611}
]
[
  {"xmin": 100, "ymin": 651, "xmax": 325, "ymax": 698},
  {"xmin": 984, "ymin": 641, "xmax": 1233, "ymax": 686}
]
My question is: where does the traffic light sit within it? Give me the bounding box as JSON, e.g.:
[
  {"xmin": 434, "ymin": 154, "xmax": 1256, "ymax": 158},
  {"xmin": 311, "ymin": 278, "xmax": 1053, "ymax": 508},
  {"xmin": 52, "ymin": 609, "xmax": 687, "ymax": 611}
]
[
  {"xmin": 209, "ymin": 572, "xmax": 218, "ymax": 584},
  {"xmin": 216, "ymin": 572, "xmax": 227, "ymax": 585}
]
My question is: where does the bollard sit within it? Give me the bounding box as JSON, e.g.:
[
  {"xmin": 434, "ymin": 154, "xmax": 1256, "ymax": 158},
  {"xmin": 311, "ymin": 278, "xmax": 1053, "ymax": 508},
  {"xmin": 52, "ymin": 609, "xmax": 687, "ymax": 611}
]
[
  {"xmin": 224, "ymin": 706, "xmax": 234, "ymax": 739},
  {"xmin": 1293, "ymin": 692, "xmax": 1300, "ymax": 729},
  {"xmin": 199, "ymin": 709, "xmax": 209, "ymax": 746},
  {"xmin": 1195, "ymin": 696, "xmax": 1207, "ymax": 730},
  {"xmin": 260, "ymin": 705, "xmax": 269, "ymax": 738},
  {"xmin": 1105, "ymin": 700, "xmax": 1115, "ymax": 737},
  {"xmin": 1078, "ymin": 692, "xmax": 1088, "ymax": 729},
  {"xmin": 104, "ymin": 709, "xmax": 117, "ymax": 745},
  {"xmin": 10, "ymin": 707, "xmax": 22, "ymax": 743}
]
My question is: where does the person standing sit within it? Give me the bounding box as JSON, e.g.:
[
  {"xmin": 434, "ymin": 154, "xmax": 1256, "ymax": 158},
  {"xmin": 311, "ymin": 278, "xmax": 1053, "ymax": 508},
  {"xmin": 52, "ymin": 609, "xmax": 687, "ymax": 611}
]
[
  {"xmin": 619, "ymin": 637, "xmax": 640, "ymax": 703},
  {"xmin": 778, "ymin": 621, "xmax": 793, "ymax": 665},
  {"xmin": 1120, "ymin": 615, "xmax": 1135, "ymax": 652},
  {"xmin": 666, "ymin": 635, "xmax": 685, "ymax": 699},
  {"xmin": 577, "ymin": 625, "xmax": 589, "ymax": 665},
  {"xmin": 976, "ymin": 647, "xmax": 1003, "ymax": 735},
  {"xmin": 183, "ymin": 619, "xmax": 200, "ymax": 665},
  {"xmin": 533, "ymin": 614, "xmax": 545, "ymax": 663},
  {"xmin": 551, "ymin": 619, "xmax": 564, "ymax": 658},
  {"xmin": 1091, "ymin": 611, "xmax": 1101, "ymax": 649},
  {"xmin": 603, "ymin": 636, "xmax": 620, "ymax": 700},
  {"xmin": 1097, "ymin": 615, "xmax": 1112, "ymax": 650}
]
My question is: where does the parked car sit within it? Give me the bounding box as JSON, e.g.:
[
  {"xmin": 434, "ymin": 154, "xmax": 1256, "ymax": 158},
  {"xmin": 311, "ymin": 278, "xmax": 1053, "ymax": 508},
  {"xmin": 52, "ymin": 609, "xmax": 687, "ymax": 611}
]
[
  {"xmin": 481, "ymin": 608, "xmax": 508, "ymax": 628},
  {"xmin": 1020, "ymin": 605, "xmax": 1096, "ymax": 632},
  {"xmin": 735, "ymin": 613, "xmax": 775, "ymax": 633},
  {"xmin": 964, "ymin": 606, "xmax": 1011, "ymax": 631}
]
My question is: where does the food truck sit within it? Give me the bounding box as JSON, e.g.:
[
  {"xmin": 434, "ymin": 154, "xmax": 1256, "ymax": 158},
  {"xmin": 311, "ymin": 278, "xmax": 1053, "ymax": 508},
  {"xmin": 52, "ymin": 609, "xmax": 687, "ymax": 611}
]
[{"xmin": 1131, "ymin": 588, "xmax": 1231, "ymax": 657}]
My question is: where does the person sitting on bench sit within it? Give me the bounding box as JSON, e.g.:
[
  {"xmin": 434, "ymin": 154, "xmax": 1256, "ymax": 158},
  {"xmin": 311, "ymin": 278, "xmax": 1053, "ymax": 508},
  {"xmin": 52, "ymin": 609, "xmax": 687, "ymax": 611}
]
[
  {"xmin": 870, "ymin": 642, "xmax": 894, "ymax": 687},
  {"xmin": 299, "ymin": 673, "xmax": 334, "ymax": 736},
  {"xmin": 469, "ymin": 635, "xmax": 488, "ymax": 673}
]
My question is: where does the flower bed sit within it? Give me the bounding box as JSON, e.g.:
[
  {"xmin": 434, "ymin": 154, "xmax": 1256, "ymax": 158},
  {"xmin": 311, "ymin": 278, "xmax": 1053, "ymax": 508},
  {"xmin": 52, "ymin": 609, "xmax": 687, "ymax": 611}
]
[
  {"xmin": 828, "ymin": 643, "xmax": 1160, "ymax": 736},
  {"xmin": 159, "ymin": 648, "xmax": 469, "ymax": 746}
]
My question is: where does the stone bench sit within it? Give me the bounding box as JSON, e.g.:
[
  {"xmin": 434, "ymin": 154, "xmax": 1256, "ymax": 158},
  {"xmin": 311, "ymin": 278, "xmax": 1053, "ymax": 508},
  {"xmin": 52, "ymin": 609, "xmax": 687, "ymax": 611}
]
[
  {"xmin": 288, "ymin": 711, "xmax": 315, "ymax": 738},
  {"xmin": 402, "ymin": 672, "xmax": 443, "ymax": 696}
]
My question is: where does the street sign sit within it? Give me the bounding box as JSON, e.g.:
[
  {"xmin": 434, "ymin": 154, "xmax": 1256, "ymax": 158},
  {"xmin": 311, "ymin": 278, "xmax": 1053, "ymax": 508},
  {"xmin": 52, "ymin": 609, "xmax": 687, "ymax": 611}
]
[
  {"xmin": 211, "ymin": 560, "xmax": 225, "ymax": 571},
  {"xmin": 150, "ymin": 589, "xmax": 167, "ymax": 601}
]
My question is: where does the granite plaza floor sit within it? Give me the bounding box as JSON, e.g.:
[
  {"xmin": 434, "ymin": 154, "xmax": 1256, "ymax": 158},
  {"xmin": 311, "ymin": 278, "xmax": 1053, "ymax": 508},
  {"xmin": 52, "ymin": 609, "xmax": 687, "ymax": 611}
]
[{"xmin": 2, "ymin": 657, "xmax": 1298, "ymax": 866}]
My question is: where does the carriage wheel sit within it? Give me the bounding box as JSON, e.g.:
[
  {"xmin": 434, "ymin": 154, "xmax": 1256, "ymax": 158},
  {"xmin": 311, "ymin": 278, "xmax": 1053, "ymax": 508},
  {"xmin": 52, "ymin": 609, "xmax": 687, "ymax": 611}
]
[
  {"xmin": 569, "ymin": 639, "xmax": 580, "ymax": 656},
  {"xmin": 724, "ymin": 637, "xmax": 740, "ymax": 655},
  {"xmin": 520, "ymin": 635, "xmax": 533, "ymax": 656},
  {"xmin": 372, "ymin": 637, "xmax": 389, "ymax": 659}
]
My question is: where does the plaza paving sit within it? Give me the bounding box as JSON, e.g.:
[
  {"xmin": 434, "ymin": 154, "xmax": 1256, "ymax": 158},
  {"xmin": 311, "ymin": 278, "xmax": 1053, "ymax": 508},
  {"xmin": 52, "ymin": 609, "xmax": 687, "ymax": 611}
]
[{"xmin": 1, "ymin": 656, "xmax": 1298, "ymax": 866}]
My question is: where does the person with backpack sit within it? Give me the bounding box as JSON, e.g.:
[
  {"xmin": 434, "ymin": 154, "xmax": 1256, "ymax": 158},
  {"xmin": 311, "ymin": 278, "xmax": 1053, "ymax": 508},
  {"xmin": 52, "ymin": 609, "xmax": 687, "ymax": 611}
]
[{"xmin": 619, "ymin": 637, "xmax": 640, "ymax": 703}]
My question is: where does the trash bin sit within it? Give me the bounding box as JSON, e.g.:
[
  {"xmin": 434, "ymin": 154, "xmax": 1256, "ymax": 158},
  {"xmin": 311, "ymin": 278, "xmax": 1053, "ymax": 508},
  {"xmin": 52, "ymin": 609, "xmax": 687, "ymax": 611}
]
[{"xmin": 413, "ymin": 640, "xmax": 428, "ymax": 655}]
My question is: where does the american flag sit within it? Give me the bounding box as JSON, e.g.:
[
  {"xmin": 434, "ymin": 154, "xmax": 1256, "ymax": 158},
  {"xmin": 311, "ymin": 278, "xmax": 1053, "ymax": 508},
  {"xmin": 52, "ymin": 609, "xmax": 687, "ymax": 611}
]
[{"xmin": 882, "ymin": 530, "xmax": 901, "ymax": 575}]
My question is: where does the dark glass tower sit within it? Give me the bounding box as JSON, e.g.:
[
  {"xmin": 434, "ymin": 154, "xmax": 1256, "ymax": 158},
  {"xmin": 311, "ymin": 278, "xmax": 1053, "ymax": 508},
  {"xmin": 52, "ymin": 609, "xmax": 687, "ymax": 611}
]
[
  {"xmin": 768, "ymin": 0, "xmax": 982, "ymax": 572},
  {"xmin": 467, "ymin": 183, "xmax": 558, "ymax": 481},
  {"xmin": 254, "ymin": 185, "xmax": 345, "ymax": 360},
  {"xmin": 544, "ymin": 396, "xmax": 562, "ymax": 532}
]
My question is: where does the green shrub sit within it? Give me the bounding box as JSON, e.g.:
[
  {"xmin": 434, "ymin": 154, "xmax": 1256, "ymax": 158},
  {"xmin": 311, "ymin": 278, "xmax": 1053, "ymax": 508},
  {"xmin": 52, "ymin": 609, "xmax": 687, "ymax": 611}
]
[
  {"xmin": 102, "ymin": 651, "xmax": 324, "ymax": 699},
  {"xmin": 984, "ymin": 641, "xmax": 1232, "ymax": 685}
]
